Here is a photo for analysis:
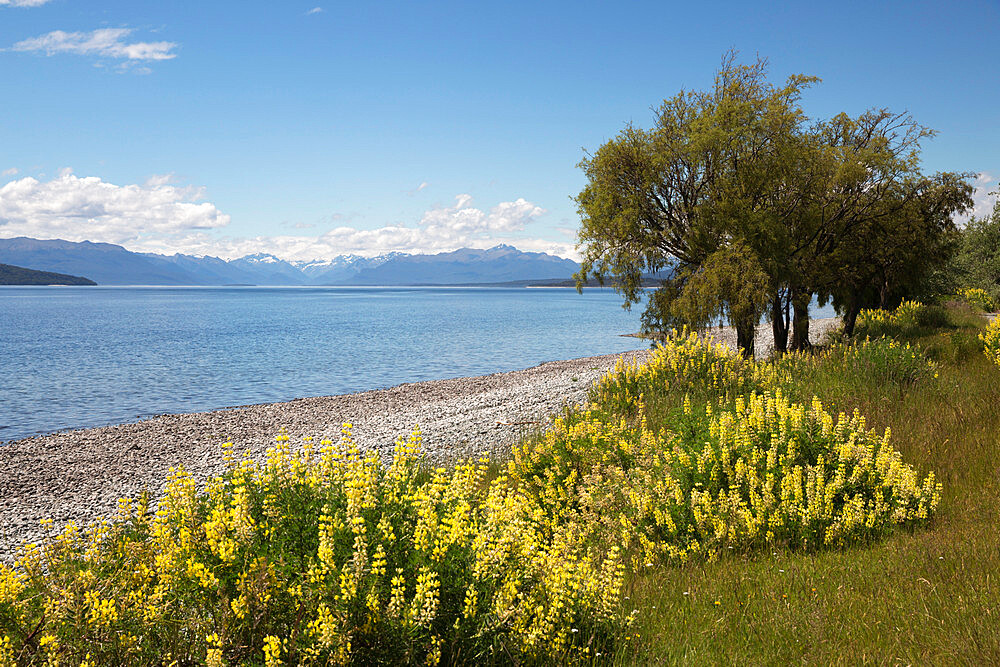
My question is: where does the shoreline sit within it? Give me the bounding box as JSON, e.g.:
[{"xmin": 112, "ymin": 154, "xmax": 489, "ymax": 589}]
[
  {"xmin": 0, "ymin": 317, "xmax": 842, "ymax": 561},
  {"xmin": 0, "ymin": 348, "xmax": 651, "ymax": 560}
]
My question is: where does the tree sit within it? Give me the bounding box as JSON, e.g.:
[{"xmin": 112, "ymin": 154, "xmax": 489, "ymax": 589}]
[
  {"xmin": 576, "ymin": 53, "xmax": 974, "ymax": 355},
  {"xmin": 821, "ymin": 172, "xmax": 973, "ymax": 335},
  {"xmin": 575, "ymin": 54, "xmax": 814, "ymax": 357},
  {"xmin": 952, "ymin": 188, "xmax": 1000, "ymax": 300},
  {"xmin": 671, "ymin": 242, "xmax": 771, "ymax": 356}
]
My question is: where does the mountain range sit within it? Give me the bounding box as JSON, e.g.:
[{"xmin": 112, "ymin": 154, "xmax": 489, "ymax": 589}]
[{"xmin": 0, "ymin": 237, "xmax": 580, "ymax": 286}]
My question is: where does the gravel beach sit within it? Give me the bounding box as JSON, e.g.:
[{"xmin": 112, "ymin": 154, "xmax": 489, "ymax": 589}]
[
  {"xmin": 0, "ymin": 317, "xmax": 841, "ymax": 561},
  {"xmin": 1, "ymin": 349, "xmax": 648, "ymax": 560}
]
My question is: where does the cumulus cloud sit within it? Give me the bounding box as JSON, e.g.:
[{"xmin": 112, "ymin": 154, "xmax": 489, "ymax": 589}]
[
  {"xmin": 0, "ymin": 0, "xmax": 52, "ymax": 6},
  {"xmin": 1, "ymin": 168, "xmax": 17, "ymax": 178},
  {"xmin": 0, "ymin": 178, "xmax": 575, "ymax": 259},
  {"xmin": 0, "ymin": 171, "xmax": 230, "ymax": 243},
  {"xmin": 11, "ymin": 28, "xmax": 177, "ymax": 61},
  {"xmin": 961, "ymin": 172, "xmax": 999, "ymax": 224},
  {"xmin": 132, "ymin": 194, "xmax": 572, "ymax": 259},
  {"xmin": 305, "ymin": 6, "xmax": 323, "ymax": 14},
  {"xmin": 419, "ymin": 194, "xmax": 544, "ymax": 235}
]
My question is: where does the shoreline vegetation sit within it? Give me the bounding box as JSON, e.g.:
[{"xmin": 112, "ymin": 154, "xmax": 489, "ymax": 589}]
[
  {"xmin": 5, "ymin": 301, "xmax": 1000, "ymax": 663},
  {"xmin": 0, "ymin": 263, "xmax": 95, "ymax": 286}
]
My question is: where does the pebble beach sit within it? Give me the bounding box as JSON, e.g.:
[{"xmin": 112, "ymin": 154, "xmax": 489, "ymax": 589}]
[{"xmin": 0, "ymin": 317, "xmax": 840, "ymax": 561}]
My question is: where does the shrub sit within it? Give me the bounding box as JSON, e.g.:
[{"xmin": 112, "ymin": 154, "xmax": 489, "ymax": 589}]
[
  {"xmin": 804, "ymin": 337, "xmax": 936, "ymax": 389},
  {"xmin": 855, "ymin": 300, "xmax": 926, "ymax": 339},
  {"xmin": 0, "ymin": 430, "xmax": 628, "ymax": 665},
  {"xmin": 980, "ymin": 317, "xmax": 1000, "ymax": 367},
  {"xmin": 510, "ymin": 391, "xmax": 940, "ymax": 572},
  {"xmin": 957, "ymin": 287, "xmax": 998, "ymax": 313},
  {"xmin": 590, "ymin": 329, "xmax": 785, "ymax": 415}
]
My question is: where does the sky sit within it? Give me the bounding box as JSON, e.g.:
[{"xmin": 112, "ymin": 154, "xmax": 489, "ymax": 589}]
[{"xmin": 0, "ymin": 0, "xmax": 998, "ymax": 261}]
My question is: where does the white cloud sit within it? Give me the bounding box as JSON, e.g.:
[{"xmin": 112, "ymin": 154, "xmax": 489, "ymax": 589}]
[
  {"xmin": 134, "ymin": 195, "xmax": 571, "ymax": 259},
  {"xmin": 144, "ymin": 173, "xmax": 175, "ymax": 187},
  {"xmin": 1, "ymin": 168, "xmax": 17, "ymax": 178},
  {"xmin": 0, "ymin": 178, "xmax": 576, "ymax": 259},
  {"xmin": 419, "ymin": 194, "xmax": 544, "ymax": 235},
  {"xmin": 0, "ymin": 171, "xmax": 230, "ymax": 243},
  {"xmin": 962, "ymin": 172, "xmax": 999, "ymax": 224},
  {"xmin": 0, "ymin": 0, "xmax": 52, "ymax": 6},
  {"xmin": 306, "ymin": 6, "xmax": 323, "ymax": 15},
  {"xmin": 406, "ymin": 181, "xmax": 430, "ymax": 196},
  {"xmin": 11, "ymin": 28, "xmax": 177, "ymax": 62}
]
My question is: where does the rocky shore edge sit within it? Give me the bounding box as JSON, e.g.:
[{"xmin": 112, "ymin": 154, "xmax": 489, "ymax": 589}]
[
  {"xmin": 0, "ymin": 317, "xmax": 842, "ymax": 561},
  {"xmin": 1, "ymin": 349, "xmax": 651, "ymax": 561}
]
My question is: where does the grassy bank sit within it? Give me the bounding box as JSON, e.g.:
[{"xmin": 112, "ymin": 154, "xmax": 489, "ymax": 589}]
[
  {"xmin": 616, "ymin": 305, "xmax": 1000, "ymax": 664},
  {"xmin": 1, "ymin": 303, "xmax": 998, "ymax": 665}
]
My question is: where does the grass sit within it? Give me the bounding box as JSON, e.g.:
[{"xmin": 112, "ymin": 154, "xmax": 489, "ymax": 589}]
[{"xmin": 616, "ymin": 308, "xmax": 1000, "ymax": 664}]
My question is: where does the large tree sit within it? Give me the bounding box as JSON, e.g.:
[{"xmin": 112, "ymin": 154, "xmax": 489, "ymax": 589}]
[
  {"xmin": 575, "ymin": 54, "xmax": 814, "ymax": 357},
  {"xmin": 820, "ymin": 172, "xmax": 973, "ymax": 335},
  {"xmin": 576, "ymin": 55, "xmax": 973, "ymax": 355},
  {"xmin": 952, "ymin": 189, "xmax": 1000, "ymax": 300}
]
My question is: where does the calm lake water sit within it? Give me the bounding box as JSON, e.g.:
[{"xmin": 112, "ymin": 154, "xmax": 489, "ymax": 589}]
[{"xmin": 1, "ymin": 286, "xmax": 650, "ymax": 442}]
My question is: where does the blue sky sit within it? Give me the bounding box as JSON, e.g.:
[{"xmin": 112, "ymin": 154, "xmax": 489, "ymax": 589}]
[{"xmin": 1, "ymin": 0, "xmax": 997, "ymax": 260}]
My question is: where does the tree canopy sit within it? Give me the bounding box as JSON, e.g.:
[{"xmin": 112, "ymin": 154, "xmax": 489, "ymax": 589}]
[{"xmin": 575, "ymin": 54, "xmax": 974, "ymax": 356}]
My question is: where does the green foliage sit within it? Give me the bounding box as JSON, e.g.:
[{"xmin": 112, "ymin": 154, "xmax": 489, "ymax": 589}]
[
  {"xmin": 953, "ymin": 192, "xmax": 1000, "ymax": 300},
  {"xmin": 854, "ymin": 300, "xmax": 928, "ymax": 339},
  {"xmin": 575, "ymin": 52, "xmax": 974, "ymax": 354},
  {"xmin": 783, "ymin": 337, "xmax": 936, "ymax": 394},
  {"xmin": 574, "ymin": 53, "xmax": 817, "ymax": 356},
  {"xmin": 671, "ymin": 243, "xmax": 771, "ymax": 356},
  {"xmin": 0, "ymin": 433, "xmax": 629, "ymax": 665}
]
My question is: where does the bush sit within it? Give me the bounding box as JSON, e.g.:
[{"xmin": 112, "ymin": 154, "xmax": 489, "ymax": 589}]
[
  {"xmin": 980, "ymin": 317, "xmax": 1000, "ymax": 368},
  {"xmin": 590, "ymin": 329, "xmax": 784, "ymax": 415},
  {"xmin": 855, "ymin": 300, "xmax": 926, "ymax": 339},
  {"xmin": 0, "ymin": 430, "xmax": 628, "ymax": 665},
  {"xmin": 811, "ymin": 337, "xmax": 936, "ymax": 389},
  {"xmin": 957, "ymin": 287, "xmax": 998, "ymax": 313},
  {"xmin": 511, "ymin": 390, "xmax": 940, "ymax": 571}
]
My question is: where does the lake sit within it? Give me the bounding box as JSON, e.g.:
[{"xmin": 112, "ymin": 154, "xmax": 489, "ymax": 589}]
[{"xmin": 1, "ymin": 286, "xmax": 651, "ymax": 442}]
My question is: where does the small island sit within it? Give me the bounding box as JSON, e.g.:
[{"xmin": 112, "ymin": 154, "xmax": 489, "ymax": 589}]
[{"xmin": 0, "ymin": 263, "xmax": 97, "ymax": 286}]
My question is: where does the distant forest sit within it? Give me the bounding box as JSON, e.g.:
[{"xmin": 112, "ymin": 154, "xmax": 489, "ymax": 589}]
[{"xmin": 0, "ymin": 263, "xmax": 96, "ymax": 286}]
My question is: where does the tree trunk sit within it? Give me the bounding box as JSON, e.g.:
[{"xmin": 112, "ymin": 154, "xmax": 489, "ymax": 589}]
[
  {"xmin": 843, "ymin": 300, "xmax": 861, "ymax": 338},
  {"xmin": 879, "ymin": 279, "xmax": 890, "ymax": 310},
  {"xmin": 771, "ymin": 293, "xmax": 789, "ymax": 355},
  {"xmin": 736, "ymin": 321, "xmax": 755, "ymax": 359},
  {"xmin": 790, "ymin": 292, "xmax": 811, "ymax": 351}
]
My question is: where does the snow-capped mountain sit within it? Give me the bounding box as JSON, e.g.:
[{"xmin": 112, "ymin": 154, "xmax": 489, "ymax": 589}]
[{"xmin": 0, "ymin": 238, "xmax": 579, "ymax": 286}]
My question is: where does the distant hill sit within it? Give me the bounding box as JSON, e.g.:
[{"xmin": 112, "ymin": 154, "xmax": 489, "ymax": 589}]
[
  {"xmin": 0, "ymin": 237, "xmax": 580, "ymax": 286},
  {"xmin": 0, "ymin": 237, "xmax": 197, "ymax": 285},
  {"xmin": 0, "ymin": 262, "xmax": 96, "ymax": 285},
  {"xmin": 342, "ymin": 245, "xmax": 579, "ymax": 285},
  {"xmin": 525, "ymin": 274, "xmax": 669, "ymax": 288}
]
